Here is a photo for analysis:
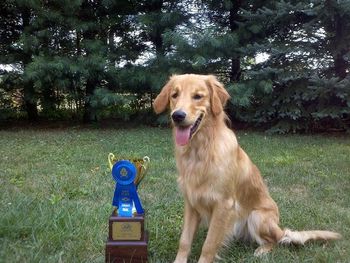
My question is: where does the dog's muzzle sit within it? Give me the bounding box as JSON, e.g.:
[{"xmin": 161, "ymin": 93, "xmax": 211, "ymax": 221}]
[{"xmin": 172, "ymin": 110, "xmax": 204, "ymax": 146}]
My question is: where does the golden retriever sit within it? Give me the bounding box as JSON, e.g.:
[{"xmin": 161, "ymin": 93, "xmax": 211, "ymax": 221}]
[{"xmin": 153, "ymin": 74, "xmax": 341, "ymax": 263}]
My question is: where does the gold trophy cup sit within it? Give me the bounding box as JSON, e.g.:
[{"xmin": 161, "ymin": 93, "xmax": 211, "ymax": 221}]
[{"xmin": 105, "ymin": 154, "xmax": 150, "ymax": 263}]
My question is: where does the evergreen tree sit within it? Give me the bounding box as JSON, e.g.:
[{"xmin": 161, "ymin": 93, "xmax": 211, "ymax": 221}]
[
  {"xmin": 1, "ymin": 0, "xmax": 146, "ymax": 122},
  {"xmin": 24, "ymin": 0, "xmax": 82, "ymax": 118},
  {"xmin": 0, "ymin": 0, "xmax": 41, "ymax": 120},
  {"xmin": 115, "ymin": 0, "xmax": 190, "ymax": 119},
  {"xmin": 1, "ymin": 0, "xmax": 349, "ymax": 131},
  {"xmin": 140, "ymin": 0, "xmax": 189, "ymax": 85},
  {"xmin": 231, "ymin": 0, "xmax": 350, "ymax": 132}
]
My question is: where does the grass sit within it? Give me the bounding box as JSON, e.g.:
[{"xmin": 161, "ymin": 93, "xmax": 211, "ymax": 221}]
[{"xmin": 0, "ymin": 127, "xmax": 349, "ymax": 262}]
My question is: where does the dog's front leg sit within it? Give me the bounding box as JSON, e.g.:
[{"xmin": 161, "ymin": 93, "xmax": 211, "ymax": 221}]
[
  {"xmin": 198, "ymin": 203, "xmax": 233, "ymax": 263},
  {"xmin": 174, "ymin": 200, "xmax": 200, "ymax": 263}
]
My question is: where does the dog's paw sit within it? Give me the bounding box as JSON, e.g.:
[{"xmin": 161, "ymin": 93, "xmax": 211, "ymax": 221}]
[
  {"xmin": 173, "ymin": 256, "xmax": 187, "ymax": 263},
  {"xmin": 254, "ymin": 243, "xmax": 274, "ymax": 257}
]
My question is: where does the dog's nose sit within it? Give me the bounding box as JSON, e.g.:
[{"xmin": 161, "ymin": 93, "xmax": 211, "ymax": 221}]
[{"xmin": 172, "ymin": 110, "xmax": 186, "ymax": 123}]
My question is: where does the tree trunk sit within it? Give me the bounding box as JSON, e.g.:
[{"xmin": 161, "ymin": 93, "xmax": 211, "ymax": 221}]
[
  {"xmin": 229, "ymin": 1, "xmax": 241, "ymax": 82},
  {"xmin": 23, "ymin": 81, "xmax": 38, "ymax": 121},
  {"xmin": 21, "ymin": 7, "xmax": 38, "ymax": 121},
  {"xmin": 230, "ymin": 58, "xmax": 241, "ymax": 82},
  {"xmin": 325, "ymin": 0, "xmax": 348, "ymax": 79},
  {"xmin": 334, "ymin": 14, "xmax": 347, "ymax": 79},
  {"xmin": 334, "ymin": 53, "xmax": 347, "ymax": 79},
  {"xmin": 83, "ymin": 78, "xmax": 97, "ymax": 123},
  {"xmin": 81, "ymin": 20, "xmax": 99, "ymax": 123}
]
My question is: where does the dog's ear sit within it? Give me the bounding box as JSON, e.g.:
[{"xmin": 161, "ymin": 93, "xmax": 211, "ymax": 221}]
[
  {"xmin": 206, "ymin": 75, "xmax": 230, "ymax": 116},
  {"xmin": 153, "ymin": 76, "xmax": 174, "ymax": 114}
]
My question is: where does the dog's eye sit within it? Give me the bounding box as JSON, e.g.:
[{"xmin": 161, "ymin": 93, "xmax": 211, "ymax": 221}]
[
  {"xmin": 171, "ymin": 93, "xmax": 178, "ymax": 99},
  {"xmin": 193, "ymin": 94, "xmax": 202, "ymax": 100}
]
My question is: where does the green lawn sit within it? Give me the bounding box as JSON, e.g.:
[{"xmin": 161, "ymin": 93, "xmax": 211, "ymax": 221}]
[{"xmin": 0, "ymin": 127, "xmax": 349, "ymax": 262}]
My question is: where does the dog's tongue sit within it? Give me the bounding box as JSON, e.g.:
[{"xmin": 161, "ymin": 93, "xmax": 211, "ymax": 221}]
[{"xmin": 175, "ymin": 126, "xmax": 191, "ymax": 146}]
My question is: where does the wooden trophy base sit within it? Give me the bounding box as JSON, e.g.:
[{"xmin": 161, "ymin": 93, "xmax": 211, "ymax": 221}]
[{"xmin": 105, "ymin": 210, "xmax": 148, "ymax": 263}]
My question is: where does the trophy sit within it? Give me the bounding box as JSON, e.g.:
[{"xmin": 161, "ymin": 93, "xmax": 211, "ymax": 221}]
[{"xmin": 105, "ymin": 154, "xmax": 150, "ymax": 263}]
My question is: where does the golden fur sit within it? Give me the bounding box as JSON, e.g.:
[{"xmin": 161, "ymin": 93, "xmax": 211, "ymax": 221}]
[{"xmin": 153, "ymin": 74, "xmax": 341, "ymax": 263}]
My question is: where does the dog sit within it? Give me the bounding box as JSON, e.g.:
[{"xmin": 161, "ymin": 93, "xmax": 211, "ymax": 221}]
[{"xmin": 153, "ymin": 74, "xmax": 341, "ymax": 263}]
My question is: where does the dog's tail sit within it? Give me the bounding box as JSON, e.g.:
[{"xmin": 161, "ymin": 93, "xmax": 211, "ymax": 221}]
[{"xmin": 279, "ymin": 229, "xmax": 341, "ymax": 245}]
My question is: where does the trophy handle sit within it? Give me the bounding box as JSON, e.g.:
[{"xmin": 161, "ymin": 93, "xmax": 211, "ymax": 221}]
[
  {"xmin": 142, "ymin": 156, "xmax": 150, "ymax": 170},
  {"xmin": 108, "ymin": 153, "xmax": 116, "ymax": 171},
  {"xmin": 134, "ymin": 156, "xmax": 150, "ymax": 186}
]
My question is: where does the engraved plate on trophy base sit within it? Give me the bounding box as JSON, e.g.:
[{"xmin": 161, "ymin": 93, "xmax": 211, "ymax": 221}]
[{"xmin": 105, "ymin": 210, "xmax": 148, "ymax": 263}]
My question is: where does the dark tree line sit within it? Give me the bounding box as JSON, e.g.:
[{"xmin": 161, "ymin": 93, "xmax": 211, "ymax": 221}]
[{"xmin": 0, "ymin": 0, "xmax": 349, "ymax": 133}]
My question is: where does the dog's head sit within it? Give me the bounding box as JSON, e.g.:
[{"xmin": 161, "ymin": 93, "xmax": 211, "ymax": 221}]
[{"xmin": 153, "ymin": 74, "xmax": 230, "ymax": 146}]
